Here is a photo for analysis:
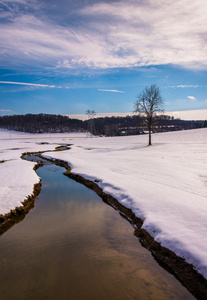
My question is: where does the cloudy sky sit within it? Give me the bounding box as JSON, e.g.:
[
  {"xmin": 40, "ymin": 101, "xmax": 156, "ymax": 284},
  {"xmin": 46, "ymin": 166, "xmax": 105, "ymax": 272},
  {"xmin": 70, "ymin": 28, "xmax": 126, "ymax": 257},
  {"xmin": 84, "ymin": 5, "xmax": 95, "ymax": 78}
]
[{"xmin": 0, "ymin": 0, "xmax": 207, "ymax": 117}]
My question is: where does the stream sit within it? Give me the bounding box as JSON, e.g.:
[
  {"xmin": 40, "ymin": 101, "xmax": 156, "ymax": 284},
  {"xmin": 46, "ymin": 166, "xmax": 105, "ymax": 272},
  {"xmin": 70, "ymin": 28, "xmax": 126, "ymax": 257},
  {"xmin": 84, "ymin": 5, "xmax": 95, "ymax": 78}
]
[{"xmin": 0, "ymin": 155, "xmax": 195, "ymax": 300}]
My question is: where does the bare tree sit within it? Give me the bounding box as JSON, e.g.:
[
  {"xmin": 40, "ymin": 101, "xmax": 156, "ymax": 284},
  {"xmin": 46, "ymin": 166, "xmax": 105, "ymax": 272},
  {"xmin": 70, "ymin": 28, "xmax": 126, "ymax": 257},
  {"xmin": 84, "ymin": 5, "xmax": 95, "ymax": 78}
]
[{"xmin": 134, "ymin": 84, "xmax": 164, "ymax": 145}]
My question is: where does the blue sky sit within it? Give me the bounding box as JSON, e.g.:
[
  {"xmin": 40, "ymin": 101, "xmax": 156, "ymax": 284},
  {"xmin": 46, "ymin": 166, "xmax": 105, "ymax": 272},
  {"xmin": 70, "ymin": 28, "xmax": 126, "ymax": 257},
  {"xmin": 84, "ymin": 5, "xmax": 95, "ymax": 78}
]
[{"xmin": 0, "ymin": 0, "xmax": 207, "ymax": 117}]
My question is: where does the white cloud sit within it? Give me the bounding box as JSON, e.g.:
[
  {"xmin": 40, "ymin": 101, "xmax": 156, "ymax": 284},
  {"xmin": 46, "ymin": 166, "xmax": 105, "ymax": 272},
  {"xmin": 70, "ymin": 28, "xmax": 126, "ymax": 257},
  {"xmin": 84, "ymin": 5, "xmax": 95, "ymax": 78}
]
[
  {"xmin": 0, "ymin": 0, "xmax": 207, "ymax": 70},
  {"xmin": 177, "ymin": 85, "xmax": 199, "ymax": 88},
  {"xmin": 188, "ymin": 96, "xmax": 196, "ymax": 100},
  {"xmin": 1, "ymin": 0, "xmax": 28, "ymax": 3},
  {"xmin": 0, "ymin": 109, "xmax": 12, "ymax": 112},
  {"xmin": 78, "ymin": 0, "xmax": 207, "ymax": 69},
  {"xmin": 167, "ymin": 109, "xmax": 207, "ymax": 120},
  {"xmin": 0, "ymin": 81, "xmax": 55, "ymax": 88},
  {"xmin": 98, "ymin": 89, "xmax": 125, "ymax": 93},
  {"xmin": 68, "ymin": 109, "xmax": 207, "ymax": 121},
  {"xmin": 169, "ymin": 85, "xmax": 202, "ymax": 88}
]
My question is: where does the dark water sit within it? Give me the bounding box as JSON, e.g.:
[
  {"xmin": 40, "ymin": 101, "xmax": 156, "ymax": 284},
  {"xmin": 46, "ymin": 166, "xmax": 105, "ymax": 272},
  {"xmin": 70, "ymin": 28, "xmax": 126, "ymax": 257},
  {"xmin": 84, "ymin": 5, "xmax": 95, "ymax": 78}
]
[{"xmin": 0, "ymin": 163, "xmax": 195, "ymax": 300}]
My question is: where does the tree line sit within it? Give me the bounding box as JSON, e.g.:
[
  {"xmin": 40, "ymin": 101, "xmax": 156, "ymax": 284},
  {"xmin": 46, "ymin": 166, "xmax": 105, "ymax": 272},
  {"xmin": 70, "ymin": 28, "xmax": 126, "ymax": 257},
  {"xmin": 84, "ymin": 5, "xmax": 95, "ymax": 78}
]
[
  {"xmin": 0, "ymin": 112, "xmax": 204, "ymax": 136},
  {"xmin": 0, "ymin": 114, "xmax": 85, "ymax": 133}
]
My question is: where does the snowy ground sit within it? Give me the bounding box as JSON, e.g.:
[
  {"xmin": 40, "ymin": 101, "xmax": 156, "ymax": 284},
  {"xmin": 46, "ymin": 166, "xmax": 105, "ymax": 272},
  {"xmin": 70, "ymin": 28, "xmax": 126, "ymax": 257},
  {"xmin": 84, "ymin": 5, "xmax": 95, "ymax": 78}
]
[
  {"xmin": 0, "ymin": 129, "xmax": 87, "ymax": 213},
  {"xmin": 0, "ymin": 128, "xmax": 207, "ymax": 280}
]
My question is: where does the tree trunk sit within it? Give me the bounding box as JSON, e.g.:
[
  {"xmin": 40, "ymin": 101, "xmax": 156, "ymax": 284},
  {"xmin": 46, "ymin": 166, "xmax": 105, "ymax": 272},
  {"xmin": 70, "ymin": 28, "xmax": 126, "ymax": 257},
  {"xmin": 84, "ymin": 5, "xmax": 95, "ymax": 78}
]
[
  {"xmin": 149, "ymin": 130, "xmax": 151, "ymax": 145},
  {"xmin": 148, "ymin": 118, "xmax": 152, "ymax": 146}
]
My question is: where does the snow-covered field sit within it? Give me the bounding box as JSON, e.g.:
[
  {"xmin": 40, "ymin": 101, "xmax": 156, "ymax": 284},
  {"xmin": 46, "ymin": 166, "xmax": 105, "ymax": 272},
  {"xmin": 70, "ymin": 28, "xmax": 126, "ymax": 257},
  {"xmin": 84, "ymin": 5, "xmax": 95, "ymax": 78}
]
[
  {"xmin": 0, "ymin": 129, "xmax": 87, "ymax": 213},
  {"xmin": 0, "ymin": 128, "xmax": 207, "ymax": 280}
]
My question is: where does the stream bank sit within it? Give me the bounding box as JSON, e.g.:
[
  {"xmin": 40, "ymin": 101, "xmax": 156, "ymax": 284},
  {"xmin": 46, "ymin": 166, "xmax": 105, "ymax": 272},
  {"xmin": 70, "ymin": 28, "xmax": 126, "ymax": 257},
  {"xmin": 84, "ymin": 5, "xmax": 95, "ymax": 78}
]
[
  {"xmin": 64, "ymin": 168, "xmax": 207, "ymax": 300},
  {"xmin": 38, "ymin": 151, "xmax": 207, "ymax": 300}
]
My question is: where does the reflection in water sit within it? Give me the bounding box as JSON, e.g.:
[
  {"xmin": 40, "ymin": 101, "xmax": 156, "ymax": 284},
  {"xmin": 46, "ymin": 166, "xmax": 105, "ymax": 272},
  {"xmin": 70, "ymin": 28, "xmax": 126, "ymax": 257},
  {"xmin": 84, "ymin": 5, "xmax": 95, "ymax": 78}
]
[{"xmin": 0, "ymin": 164, "xmax": 195, "ymax": 300}]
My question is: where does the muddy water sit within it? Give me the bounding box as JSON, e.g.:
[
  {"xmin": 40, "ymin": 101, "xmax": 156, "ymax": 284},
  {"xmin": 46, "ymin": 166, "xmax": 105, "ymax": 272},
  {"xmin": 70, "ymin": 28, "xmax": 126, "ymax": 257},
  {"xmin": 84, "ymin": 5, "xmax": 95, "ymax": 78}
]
[{"xmin": 0, "ymin": 162, "xmax": 195, "ymax": 300}]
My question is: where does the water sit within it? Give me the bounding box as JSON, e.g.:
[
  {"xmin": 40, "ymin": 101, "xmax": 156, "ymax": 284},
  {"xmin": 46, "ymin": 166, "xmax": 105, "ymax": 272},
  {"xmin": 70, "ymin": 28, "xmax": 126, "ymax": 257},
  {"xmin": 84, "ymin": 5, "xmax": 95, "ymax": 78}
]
[{"xmin": 0, "ymin": 162, "xmax": 195, "ymax": 300}]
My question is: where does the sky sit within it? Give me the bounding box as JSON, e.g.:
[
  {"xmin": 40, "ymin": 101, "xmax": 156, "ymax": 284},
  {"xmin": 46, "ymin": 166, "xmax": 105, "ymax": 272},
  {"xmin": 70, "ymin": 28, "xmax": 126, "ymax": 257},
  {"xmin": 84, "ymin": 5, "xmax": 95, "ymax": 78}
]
[{"xmin": 0, "ymin": 0, "xmax": 207, "ymax": 119}]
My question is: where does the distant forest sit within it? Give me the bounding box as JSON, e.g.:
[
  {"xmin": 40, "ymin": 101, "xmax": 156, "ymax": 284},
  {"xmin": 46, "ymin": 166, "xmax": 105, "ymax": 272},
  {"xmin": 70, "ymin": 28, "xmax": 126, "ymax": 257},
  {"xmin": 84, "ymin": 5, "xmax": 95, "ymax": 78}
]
[{"xmin": 0, "ymin": 113, "xmax": 206, "ymax": 136}]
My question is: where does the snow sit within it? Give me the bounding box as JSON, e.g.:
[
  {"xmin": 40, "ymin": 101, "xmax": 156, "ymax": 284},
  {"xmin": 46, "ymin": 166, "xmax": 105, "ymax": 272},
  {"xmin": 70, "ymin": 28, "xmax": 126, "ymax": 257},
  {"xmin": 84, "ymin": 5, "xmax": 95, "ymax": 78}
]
[
  {"xmin": 0, "ymin": 127, "xmax": 207, "ymax": 280},
  {"xmin": 0, "ymin": 129, "xmax": 88, "ymax": 214}
]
